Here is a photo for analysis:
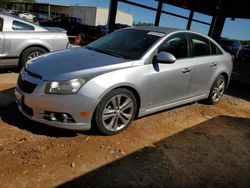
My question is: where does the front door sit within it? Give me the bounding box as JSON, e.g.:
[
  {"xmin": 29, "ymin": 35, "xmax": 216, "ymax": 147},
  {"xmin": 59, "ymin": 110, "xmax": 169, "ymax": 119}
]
[{"xmin": 147, "ymin": 33, "xmax": 192, "ymax": 110}]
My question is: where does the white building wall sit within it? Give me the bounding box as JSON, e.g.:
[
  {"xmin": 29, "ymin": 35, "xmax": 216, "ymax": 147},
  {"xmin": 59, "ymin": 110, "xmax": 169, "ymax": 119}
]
[
  {"xmin": 95, "ymin": 7, "xmax": 133, "ymax": 26},
  {"xmin": 70, "ymin": 6, "xmax": 96, "ymax": 25},
  {"xmin": 95, "ymin": 7, "xmax": 134, "ymax": 26},
  {"xmin": 115, "ymin": 9, "xmax": 133, "ymax": 26},
  {"xmin": 51, "ymin": 6, "xmax": 133, "ymax": 26},
  {"xmin": 50, "ymin": 6, "xmax": 71, "ymax": 17},
  {"xmin": 95, "ymin": 7, "xmax": 109, "ymax": 26}
]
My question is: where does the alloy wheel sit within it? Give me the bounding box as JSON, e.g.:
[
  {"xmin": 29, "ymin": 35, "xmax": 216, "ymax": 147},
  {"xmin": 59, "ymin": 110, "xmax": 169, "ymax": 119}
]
[
  {"xmin": 212, "ymin": 78, "xmax": 225, "ymax": 102},
  {"xmin": 27, "ymin": 51, "xmax": 42, "ymax": 60},
  {"xmin": 102, "ymin": 94, "xmax": 134, "ymax": 132}
]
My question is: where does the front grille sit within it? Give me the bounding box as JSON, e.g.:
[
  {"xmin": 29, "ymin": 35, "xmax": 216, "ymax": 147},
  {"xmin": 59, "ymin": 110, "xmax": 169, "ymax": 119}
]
[{"xmin": 17, "ymin": 74, "xmax": 37, "ymax": 94}]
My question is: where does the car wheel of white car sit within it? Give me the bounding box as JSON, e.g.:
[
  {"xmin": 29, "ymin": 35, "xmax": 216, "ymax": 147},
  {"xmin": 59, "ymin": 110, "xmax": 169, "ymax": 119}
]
[
  {"xmin": 94, "ymin": 88, "xmax": 137, "ymax": 135},
  {"xmin": 207, "ymin": 75, "xmax": 226, "ymax": 104},
  {"xmin": 20, "ymin": 47, "xmax": 47, "ymax": 67}
]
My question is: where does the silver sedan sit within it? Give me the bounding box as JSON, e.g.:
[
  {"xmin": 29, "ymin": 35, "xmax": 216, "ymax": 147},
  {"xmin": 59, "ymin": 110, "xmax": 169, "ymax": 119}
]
[
  {"xmin": 0, "ymin": 12, "xmax": 69, "ymax": 68},
  {"xmin": 15, "ymin": 26, "xmax": 232, "ymax": 135}
]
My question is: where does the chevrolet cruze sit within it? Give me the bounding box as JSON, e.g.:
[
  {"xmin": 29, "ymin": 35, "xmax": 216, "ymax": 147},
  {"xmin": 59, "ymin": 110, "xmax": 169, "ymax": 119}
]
[{"xmin": 15, "ymin": 26, "xmax": 232, "ymax": 135}]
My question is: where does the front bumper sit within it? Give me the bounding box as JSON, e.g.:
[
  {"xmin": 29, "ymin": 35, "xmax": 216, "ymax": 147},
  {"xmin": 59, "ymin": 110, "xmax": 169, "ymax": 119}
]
[{"xmin": 15, "ymin": 70, "xmax": 98, "ymax": 131}]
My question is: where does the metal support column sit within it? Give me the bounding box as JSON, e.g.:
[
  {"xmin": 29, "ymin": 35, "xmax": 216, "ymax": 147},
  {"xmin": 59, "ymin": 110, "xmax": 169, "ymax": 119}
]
[
  {"xmin": 186, "ymin": 10, "xmax": 194, "ymax": 30},
  {"xmin": 108, "ymin": 0, "xmax": 118, "ymax": 33},
  {"xmin": 48, "ymin": 4, "xmax": 51, "ymax": 19},
  {"xmin": 154, "ymin": 0, "xmax": 163, "ymax": 26},
  {"xmin": 208, "ymin": 16, "xmax": 226, "ymax": 40}
]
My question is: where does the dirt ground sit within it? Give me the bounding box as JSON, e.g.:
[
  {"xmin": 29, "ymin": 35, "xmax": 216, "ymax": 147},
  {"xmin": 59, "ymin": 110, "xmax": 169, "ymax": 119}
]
[{"xmin": 0, "ymin": 71, "xmax": 249, "ymax": 187}]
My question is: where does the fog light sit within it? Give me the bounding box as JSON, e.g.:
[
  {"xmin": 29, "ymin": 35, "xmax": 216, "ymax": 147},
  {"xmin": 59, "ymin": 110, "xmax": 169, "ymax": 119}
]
[
  {"xmin": 44, "ymin": 111, "xmax": 75, "ymax": 123},
  {"xmin": 61, "ymin": 114, "xmax": 68, "ymax": 123},
  {"xmin": 50, "ymin": 113, "xmax": 57, "ymax": 121}
]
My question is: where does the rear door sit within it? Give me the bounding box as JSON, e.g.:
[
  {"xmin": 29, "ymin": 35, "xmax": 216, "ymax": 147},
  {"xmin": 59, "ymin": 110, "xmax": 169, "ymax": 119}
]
[{"xmin": 187, "ymin": 34, "xmax": 221, "ymax": 97}]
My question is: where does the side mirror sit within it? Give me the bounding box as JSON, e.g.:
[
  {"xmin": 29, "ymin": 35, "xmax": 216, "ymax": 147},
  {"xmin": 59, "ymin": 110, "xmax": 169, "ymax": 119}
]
[{"xmin": 154, "ymin": 51, "xmax": 176, "ymax": 64}]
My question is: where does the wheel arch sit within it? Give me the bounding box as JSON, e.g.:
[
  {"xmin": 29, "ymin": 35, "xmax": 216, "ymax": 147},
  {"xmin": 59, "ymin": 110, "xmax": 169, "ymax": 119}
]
[
  {"xmin": 114, "ymin": 85, "xmax": 141, "ymax": 118},
  {"xmin": 219, "ymin": 72, "xmax": 229, "ymax": 88},
  {"xmin": 91, "ymin": 84, "xmax": 142, "ymax": 127},
  {"xmin": 18, "ymin": 45, "xmax": 50, "ymax": 66}
]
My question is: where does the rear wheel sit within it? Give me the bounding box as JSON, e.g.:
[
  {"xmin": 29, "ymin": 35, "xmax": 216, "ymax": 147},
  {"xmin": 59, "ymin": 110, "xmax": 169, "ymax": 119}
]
[
  {"xmin": 94, "ymin": 88, "xmax": 137, "ymax": 135},
  {"xmin": 206, "ymin": 75, "xmax": 226, "ymax": 104},
  {"xmin": 19, "ymin": 47, "xmax": 47, "ymax": 67}
]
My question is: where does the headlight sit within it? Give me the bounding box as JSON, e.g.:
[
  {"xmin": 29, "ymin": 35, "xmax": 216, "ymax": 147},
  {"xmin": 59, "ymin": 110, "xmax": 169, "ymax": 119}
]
[{"xmin": 45, "ymin": 78, "xmax": 85, "ymax": 94}]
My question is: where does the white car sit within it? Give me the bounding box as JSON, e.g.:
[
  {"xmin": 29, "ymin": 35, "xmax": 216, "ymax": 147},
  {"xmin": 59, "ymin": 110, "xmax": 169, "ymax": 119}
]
[{"xmin": 18, "ymin": 12, "xmax": 35, "ymax": 21}]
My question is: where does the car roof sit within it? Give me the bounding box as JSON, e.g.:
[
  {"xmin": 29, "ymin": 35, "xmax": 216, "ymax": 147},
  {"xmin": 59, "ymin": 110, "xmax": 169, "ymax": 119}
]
[
  {"xmin": 128, "ymin": 26, "xmax": 182, "ymax": 34},
  {"xmin": 126, "ymin": 26, "xmax": 226, "ymax": 53}
]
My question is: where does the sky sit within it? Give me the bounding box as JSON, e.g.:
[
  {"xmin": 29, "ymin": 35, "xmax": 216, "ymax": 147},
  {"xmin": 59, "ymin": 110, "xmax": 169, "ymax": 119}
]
[{"xmin": 38, "ymin": 0, "xmax": 250, "ymax": 40}]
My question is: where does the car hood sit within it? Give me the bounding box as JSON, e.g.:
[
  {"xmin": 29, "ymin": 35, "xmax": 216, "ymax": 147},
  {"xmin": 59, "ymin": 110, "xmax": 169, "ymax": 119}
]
[{"xmin": 26, "ymin": 48, "xmax": 133, "ymax": 80}]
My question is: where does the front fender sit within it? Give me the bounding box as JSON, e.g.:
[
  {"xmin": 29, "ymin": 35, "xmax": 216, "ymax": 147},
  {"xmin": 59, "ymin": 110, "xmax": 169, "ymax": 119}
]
[
  {"xmin": 18, "ymin": 39, "xmax": 52, "ymax": 56},
  {"xmin": 79, "ymin": 65, "xmax": 148, "ymax": 110}
]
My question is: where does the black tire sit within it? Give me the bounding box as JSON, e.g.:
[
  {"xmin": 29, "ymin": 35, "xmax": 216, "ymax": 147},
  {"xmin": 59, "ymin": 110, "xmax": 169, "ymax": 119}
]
[
  {"xmin": 206, "ymin": 75, "xmax": 226, "ymax": 104},
  {"xmin": 19, "ymin": 47, "xmax": 47, "ymax": 68},
  {"xmin": 94, "ymin": 88, "xmax": 137, "ymax": 135}
]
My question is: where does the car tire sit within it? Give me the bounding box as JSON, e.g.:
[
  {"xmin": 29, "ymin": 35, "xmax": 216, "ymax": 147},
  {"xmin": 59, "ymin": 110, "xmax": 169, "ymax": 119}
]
[
  {"xmin": 94, "ymin": 88, "xmax": 137, "ymax": 135},
  {"xmin": 206, "ymin": 75, "xmax": 226, "ymax": 104},
  {"xmin": 20, "ymin": 47, "xmax": 47, "ymax": 67}
]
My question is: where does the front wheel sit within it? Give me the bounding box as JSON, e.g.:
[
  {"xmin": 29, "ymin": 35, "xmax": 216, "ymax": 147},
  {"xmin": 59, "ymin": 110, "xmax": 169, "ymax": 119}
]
[
  {"xmin": 206, "ymin": 75, "xmax": 226, "ymax": 104},
  {"xmin": 94, "ymin": 88, "xmax": 137, "ymax": 135}
]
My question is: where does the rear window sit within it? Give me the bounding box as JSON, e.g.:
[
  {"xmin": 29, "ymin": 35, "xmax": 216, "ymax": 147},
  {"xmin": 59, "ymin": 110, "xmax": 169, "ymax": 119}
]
[
  {"xmin": 12, "ymin": 20, "xmax": 35, "ymax": 30},
  {"xmin": 191, "ymin": 35, "xmax": 210, "ymax": 57},
  {"xmin": 211, "ymin": 42, "xmax": 223, "ymax": 55}
]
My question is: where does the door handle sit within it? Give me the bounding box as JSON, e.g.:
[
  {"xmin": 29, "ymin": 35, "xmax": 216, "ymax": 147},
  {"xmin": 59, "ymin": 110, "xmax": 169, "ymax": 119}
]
[
  {"xmin": 210, "ymin": 62, "xmax": 217, "ymax": 67},
  {"xmin": 182, "ymin": 68, "xmax": 191, "ymax": 73}
]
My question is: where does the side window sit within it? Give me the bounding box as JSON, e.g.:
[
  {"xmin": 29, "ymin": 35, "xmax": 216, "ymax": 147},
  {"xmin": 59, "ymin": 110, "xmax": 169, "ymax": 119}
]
[
  {"xmin": 191, "ymin": 35, "xmax": 210, "ymax": 57},
  {"xmin": 0, "ymin": 17, "xmax": 3, "ymax": 31},
  {"xmin": 158, "ymin": 33, "xmax": 188, "ymax": 59},
  {"xmin": 12, "ymin": 21, "xmax": 35, "ymax": 30},
  {"xmin": 211, "ymin": 42, "xmax": 223, "ymax": 55}
]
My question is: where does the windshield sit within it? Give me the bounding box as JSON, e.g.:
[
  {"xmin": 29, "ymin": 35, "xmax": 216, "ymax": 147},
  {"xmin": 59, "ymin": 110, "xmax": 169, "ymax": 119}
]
[{"xmin": 87, "ymin": 29, "xmax": 163, "ymax": 60}]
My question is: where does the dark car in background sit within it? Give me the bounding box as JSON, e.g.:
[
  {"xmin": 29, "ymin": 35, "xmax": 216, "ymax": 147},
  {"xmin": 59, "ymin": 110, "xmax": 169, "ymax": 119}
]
[
  {"xmin": 40, "ymin": 16, "xmax": 84, "ymax": 36},
  {"xmin": 219, "ymin": 39, "xmax": 242, "ymax": 58},
  {"xmin": 40, "ymin": 16, "xmax": 104, "ymax": 42},
  {"xmin": 238, "ymin": 46, "xmax": 250, "ymax": 61},
  {"xmin": 100, "ymin": 23, "xmax": 130, "ymax": 36}
]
